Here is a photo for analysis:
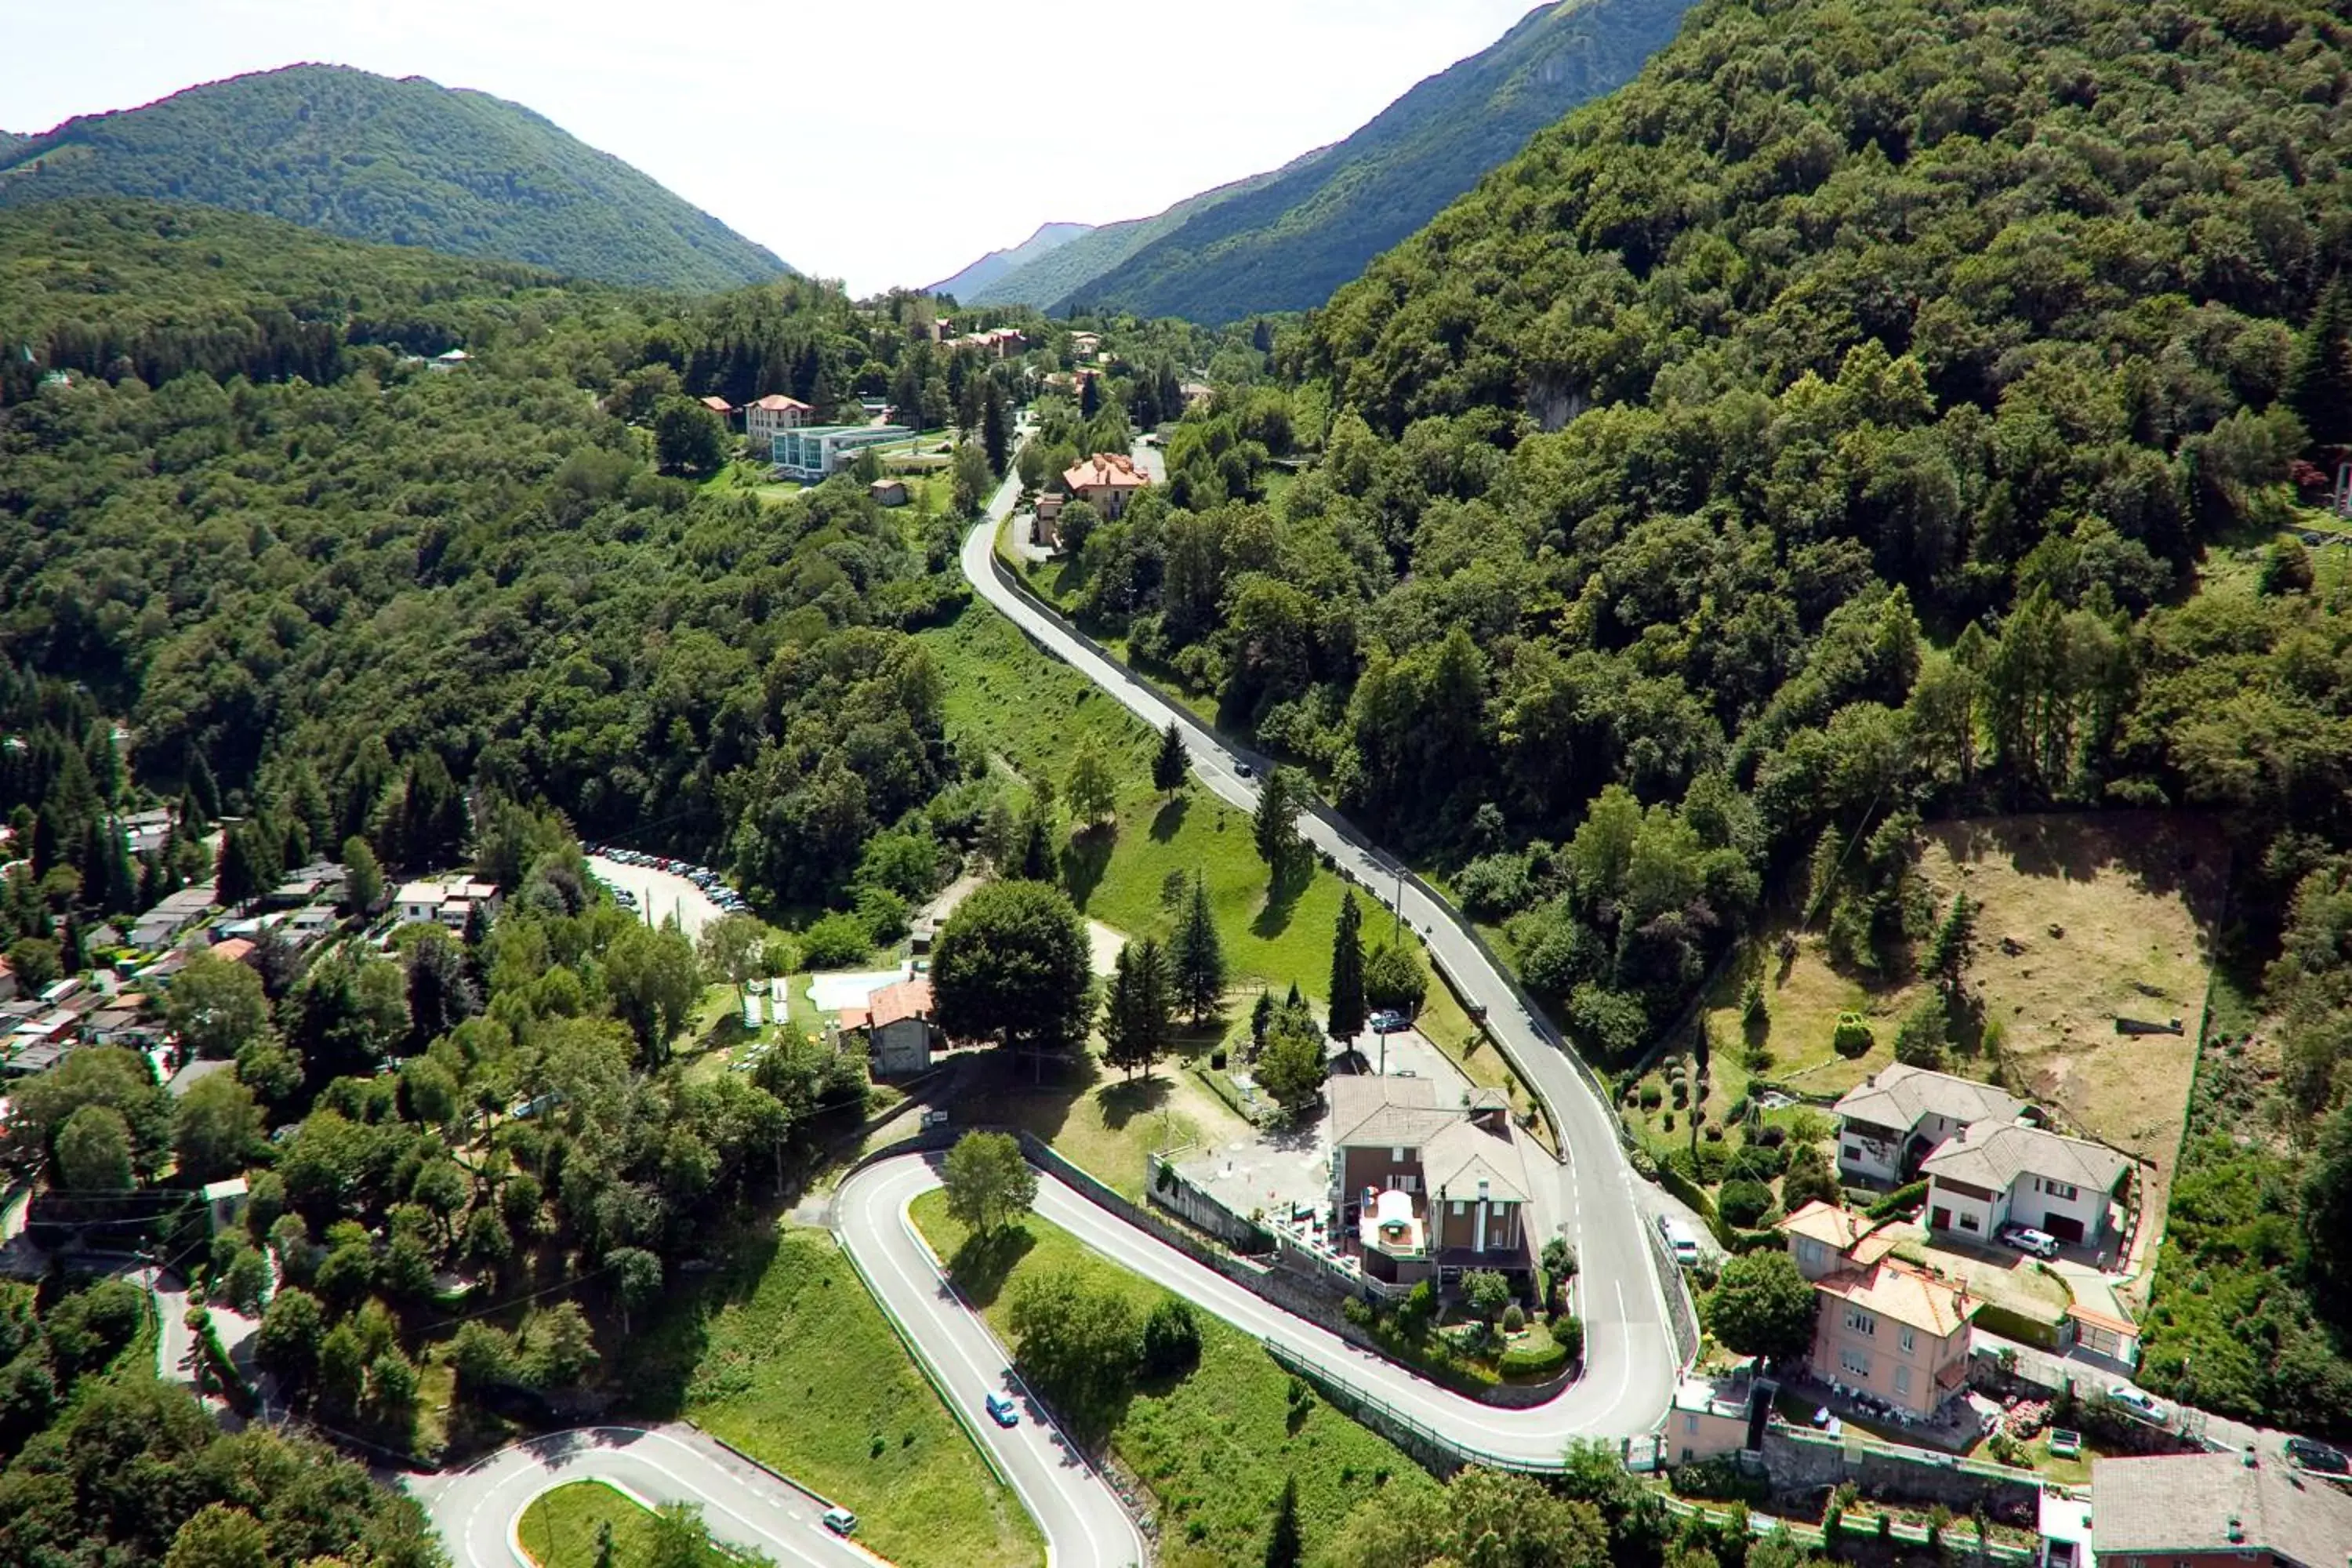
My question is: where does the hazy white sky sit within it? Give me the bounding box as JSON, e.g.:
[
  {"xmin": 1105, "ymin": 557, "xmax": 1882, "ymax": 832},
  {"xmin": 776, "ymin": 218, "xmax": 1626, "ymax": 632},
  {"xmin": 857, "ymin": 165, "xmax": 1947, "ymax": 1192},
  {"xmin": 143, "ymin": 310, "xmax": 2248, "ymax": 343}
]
[{"xmin": 1, "ymin": 0, "xmax": 1543, "ymax": 294}]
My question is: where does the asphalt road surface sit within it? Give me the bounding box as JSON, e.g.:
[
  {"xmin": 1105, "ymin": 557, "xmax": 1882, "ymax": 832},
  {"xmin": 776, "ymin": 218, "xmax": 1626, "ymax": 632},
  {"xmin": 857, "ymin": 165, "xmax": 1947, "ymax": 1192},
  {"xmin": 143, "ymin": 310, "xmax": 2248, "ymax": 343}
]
[
  {"xmin": 961, "ymin": 468, "xmax": 1685, "ymax": 1428},
  {"xmin": 413, "ymin": 1425, "xmax": 883, "ymax": 1568},
  {"xmin": 836, "ymin": 1160, "xmax": 1149, "ymax": 1568}
]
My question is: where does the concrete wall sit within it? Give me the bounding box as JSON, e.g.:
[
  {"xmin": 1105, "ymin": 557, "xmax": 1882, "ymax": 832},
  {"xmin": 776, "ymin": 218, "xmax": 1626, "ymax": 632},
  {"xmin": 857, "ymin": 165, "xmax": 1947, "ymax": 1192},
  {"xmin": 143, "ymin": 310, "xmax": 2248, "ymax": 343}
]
[
  {"xmin": 1928, "ymin": 1177, "xmax": 2003, "ymax": 1240},
  {"xmin": 1838, "ymin": 1123, "xmax": 1904, "ymax": 1183},
  {"xmin": 1146, "ymin": 1154, "xmax": 1270, "ymax": 1250}
]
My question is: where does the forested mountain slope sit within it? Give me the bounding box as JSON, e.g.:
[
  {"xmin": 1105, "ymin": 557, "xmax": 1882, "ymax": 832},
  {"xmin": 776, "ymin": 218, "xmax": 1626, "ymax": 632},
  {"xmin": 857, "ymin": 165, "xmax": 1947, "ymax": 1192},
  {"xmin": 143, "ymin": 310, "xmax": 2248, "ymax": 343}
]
[
  {"xmin": 1046, "ymin": 0, "xmax": 1700, "ymax": 323},
  {"xmin": 1043, "ymin": 0, "xmax": 2352, "ymax": 1427},
  {"xmin": 1055, "ymin": 0, "xmax": 2350, "ymax": 1069},
  {"xmin": 967, "ymin": 164, "xmax": 1302, "ymax": 309},
  {"xmin": 0, "ymin": 64, "xmax": 790, "ymax": 292},
  {"xmin": 928, "ymin": 221, "xmax": 1094, "ymax": 301},
  {"xmin": 0, "ymin": 201, "xmax": 989, "ymax": 912}
]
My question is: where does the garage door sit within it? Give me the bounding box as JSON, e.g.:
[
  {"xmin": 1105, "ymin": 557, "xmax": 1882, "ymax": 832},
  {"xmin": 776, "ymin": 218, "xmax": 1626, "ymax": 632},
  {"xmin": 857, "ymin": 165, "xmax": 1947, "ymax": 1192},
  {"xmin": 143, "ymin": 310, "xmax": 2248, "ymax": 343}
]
[{"xmin": 2045, "ymin": 1214, "xmax": 2085, "ymax": 1243}]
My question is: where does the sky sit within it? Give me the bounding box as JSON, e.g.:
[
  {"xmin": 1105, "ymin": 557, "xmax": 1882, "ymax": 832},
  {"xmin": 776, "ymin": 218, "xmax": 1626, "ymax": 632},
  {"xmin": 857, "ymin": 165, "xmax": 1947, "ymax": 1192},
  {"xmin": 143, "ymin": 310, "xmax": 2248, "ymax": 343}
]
[{"xmin": 1, "ymin": 0, "xmax": 1545, "ymax": 295}]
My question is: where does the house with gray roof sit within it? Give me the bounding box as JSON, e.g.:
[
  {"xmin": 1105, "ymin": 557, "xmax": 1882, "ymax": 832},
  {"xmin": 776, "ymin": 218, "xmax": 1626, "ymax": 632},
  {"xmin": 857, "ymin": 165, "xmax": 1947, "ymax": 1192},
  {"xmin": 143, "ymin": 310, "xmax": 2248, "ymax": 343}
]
[
  {"xmin": 1327, "ymin": 1075, "xmax": 1533, "ymax": 1294},
  {"xmin": 2092, "ymin": 1450, "xmax": 2352, "ymax": 1568},
  {"xmin": 1832, "ymin": 1062, "xmax": 2031, "ymax": 1184},
  {"xmin": 1920, "ymin": 1117, "xmax": 2131, "ymax": 1249}
]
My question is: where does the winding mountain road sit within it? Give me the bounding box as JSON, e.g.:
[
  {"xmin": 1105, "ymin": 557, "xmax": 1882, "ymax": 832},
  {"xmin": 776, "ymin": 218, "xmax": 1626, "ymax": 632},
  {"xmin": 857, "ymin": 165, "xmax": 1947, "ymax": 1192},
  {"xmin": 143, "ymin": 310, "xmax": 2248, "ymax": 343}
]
[
  {"xmin": 423, "ymin": 463, "xmax": 1686, "ymax": 1568},
  {"xmin": 412, "ymin": 1425, "xmax": 881, "ymax": 1568},
  {"xmin": 957, "ymin": 473, "xmax": 1686, "ymax": 1429}
]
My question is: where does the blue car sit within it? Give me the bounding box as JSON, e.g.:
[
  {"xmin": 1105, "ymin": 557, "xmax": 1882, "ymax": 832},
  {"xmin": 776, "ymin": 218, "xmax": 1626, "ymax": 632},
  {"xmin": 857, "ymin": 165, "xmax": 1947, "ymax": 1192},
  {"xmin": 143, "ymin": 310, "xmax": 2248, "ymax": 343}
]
[{"xmin": 985, "ymin": 1392, "xmax": 1019, "ymax": 1428}]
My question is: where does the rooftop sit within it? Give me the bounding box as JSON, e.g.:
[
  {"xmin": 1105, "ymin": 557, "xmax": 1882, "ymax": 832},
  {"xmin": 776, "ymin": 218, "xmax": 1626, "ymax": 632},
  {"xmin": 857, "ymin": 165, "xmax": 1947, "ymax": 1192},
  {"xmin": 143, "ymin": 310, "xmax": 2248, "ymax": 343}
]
[
  {"xmin": 1813, "ymin": 1258, "xmax": 1980, "ymax": 1338},
  {"xmin": 1327, "ymin": 1074, "xmax": 1460, "ymax": 1152},
  {"xmin": 1833, "ymin": 1062, "xmax": 2029, "ymax": 1135},
  {"xmin": 748, "ymin": 393, "xmax": 812, "ymax": 412},
  {"xmin": 1423, "ymin": 1113, "xmax": 1531, "ymax": 1205},
  {"xmin": 1920, "ymin": 1118, "xmax": 2131, "ymax": 1196},
  {"xmin": 1063, "ymin": 452, "xmax": 1150, "ymax": 492},
  {"xmin": 1777, "ymin": 1200, "xmax": 1871, "ymax": 1254},
  {"xmin": 2093, "ymin": 1451, "xmax": 2352, "ymax": 1566}
]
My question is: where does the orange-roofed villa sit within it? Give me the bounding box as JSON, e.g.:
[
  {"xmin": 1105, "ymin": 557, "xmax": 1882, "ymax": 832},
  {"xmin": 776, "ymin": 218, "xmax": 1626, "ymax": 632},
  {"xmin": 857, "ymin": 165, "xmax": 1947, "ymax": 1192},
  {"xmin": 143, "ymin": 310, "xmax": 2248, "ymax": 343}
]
[{"xmin": 1062, "ymin": 452, "xmax": 1151, "ymax": 518}]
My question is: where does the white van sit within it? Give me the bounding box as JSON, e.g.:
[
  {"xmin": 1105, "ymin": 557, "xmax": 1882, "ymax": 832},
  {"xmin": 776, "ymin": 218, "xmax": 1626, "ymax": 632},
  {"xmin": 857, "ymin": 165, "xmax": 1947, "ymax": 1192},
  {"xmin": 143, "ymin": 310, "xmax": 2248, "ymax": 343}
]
[{"xmin": 1657, "ymin": 1213, "xmax": 1701, "ymax": 1266}]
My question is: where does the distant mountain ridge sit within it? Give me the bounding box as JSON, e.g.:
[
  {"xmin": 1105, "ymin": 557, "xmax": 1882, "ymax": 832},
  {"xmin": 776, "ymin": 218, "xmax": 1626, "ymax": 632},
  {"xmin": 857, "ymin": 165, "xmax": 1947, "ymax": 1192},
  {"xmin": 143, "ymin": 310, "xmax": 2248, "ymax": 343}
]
[
  {"xmin": 966, "ymin": 158, "xmax": 1315, "ymax": 310},
  {"xmin": 927, "ymin": 221, "xmax": 1094, "ymax": 300},
  {"xmin": 0, "ymin": 64, "xmax": 791, "ymax": 294},
  {"xmin": 975, "ymin": 0, "xmax": 1698, "ymax": 323}
]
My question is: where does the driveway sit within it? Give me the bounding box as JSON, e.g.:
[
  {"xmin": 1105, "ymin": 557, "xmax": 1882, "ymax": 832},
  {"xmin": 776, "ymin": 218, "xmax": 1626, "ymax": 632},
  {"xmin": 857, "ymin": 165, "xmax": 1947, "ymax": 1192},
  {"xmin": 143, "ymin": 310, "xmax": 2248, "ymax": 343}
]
[{"xmin": 413, "ymin": 1425, "xmax": 880, "ymax": 1568}]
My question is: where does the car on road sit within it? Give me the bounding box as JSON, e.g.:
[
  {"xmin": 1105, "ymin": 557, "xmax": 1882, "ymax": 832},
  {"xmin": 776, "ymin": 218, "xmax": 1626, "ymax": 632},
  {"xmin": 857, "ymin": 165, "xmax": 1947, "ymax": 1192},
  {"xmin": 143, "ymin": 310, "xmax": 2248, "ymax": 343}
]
[
  {"xmin": 2288, "ymin": 1436, "xmax": 2350, "ymax": 1473},
  {"xmin": 985, "ymin": 1392, "xmax": 1019, "ymax": 1428},
  {"xmin": 2107, "ymin": 1385, "xmax": 2169, "ymax": 1425},
  {"xmin": 1234, "ymin": 761, "xmax": 1254, "ymax": 778},
  {"xmin": 1657, "ymin": 1214, "xmax": 1701, "ymax": 1266},
  {"xmin": 1998, "ymin": 1224, "xmax": 2060, "ymax": 1258},
  {"xmin": 821, "ymin": 1507, "xmax": 857, "ymax": 1536},
  {"xmin": 1369, "ymin": 1010, "xmax": 1406, "ymax": 1035}
]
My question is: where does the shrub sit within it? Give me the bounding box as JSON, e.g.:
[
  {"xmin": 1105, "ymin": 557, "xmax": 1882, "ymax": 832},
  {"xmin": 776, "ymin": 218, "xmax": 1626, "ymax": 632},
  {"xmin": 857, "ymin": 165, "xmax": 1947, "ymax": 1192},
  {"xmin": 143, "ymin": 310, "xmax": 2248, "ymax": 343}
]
[
  {"xmin": 1831, "ymin": 1012, "xmax": 1875, "ymax": 1058},
  {"xmin": 1501, "ymin": 1304, "xmax": 1525, "ymax": 1332},
  {"xmin": 1869, "ymin": 1180, "xmax": 1929, "ymax": 1219},
  {"xmin": 1757, "ymin": 1123, "xmax": 1788, "ymax": 1149},
  {"xmin": 1498, "ymin": 1338, "xmax": 1570, "ymax": 1378},
  {"xmin": 1727, "ymin": 1143, "xmax": 1788, "ymax": 1182},
  {"xmin": 1719, "ymin": 1179, "xmax": 1776, "ymax": 1228},
  {"xmin": 1894, "ymin": 994, "xmax": 1951, "ymax": 1068},
  {"xmin": 1704, "ymin": 1126, "xmax": 1724, "ymax": 1142},
  {"xmin": 1639, "ymin": 1080, "xmax": 1664, "ymax": 1109},
  {"xmin": 800, "ymin": 910, "xmax": 874, "ymax": 969},
  {"xmin": 1541, "ymin": 1236, "xmax": 1577, "ymax": 1281},
  {"xmin": 1141, "ymin": 1298, "xmax": 1203, "ymax": 1377}
]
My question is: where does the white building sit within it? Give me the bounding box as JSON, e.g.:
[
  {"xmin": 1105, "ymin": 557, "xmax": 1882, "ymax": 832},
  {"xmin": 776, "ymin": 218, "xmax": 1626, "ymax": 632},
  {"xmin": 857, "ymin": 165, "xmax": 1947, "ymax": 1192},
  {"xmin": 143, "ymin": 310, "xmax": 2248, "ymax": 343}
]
[
  {"xmin": 771, "ymin": 424, "xmax": 912, "ymax": 483},
  {"xmin": 1831, "ymin": 1062, "xmax": 2030, "ymax": 1184},
  {"xmin": 743, "ymin": 394, "xmax": 815, "ymax": 448},
  {"xmin": 1920, "ymin": 1119, "xmax": 2132, "ymax": 1248},
  {"xmin": 394, "ymin": 879, "xmax": 500, "ymax": 932}
]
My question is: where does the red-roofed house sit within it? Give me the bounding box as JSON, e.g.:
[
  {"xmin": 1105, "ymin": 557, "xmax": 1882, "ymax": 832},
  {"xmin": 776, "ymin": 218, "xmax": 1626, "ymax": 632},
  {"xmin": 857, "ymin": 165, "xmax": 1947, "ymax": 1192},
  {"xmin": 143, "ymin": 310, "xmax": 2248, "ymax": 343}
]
[
  {"xmin": 745, "ymin": 394, "xmax": 815, "ymax": 448},
  {"xmin": 840, "ymin": 978, "xmax": 937, "ymax": 1079},
  {"xmin": 208, "ymin": 938, "xmax": 257, "ymax": 967},
  {"xmin": 1062, "ymin": 452, "xmax": 1150, "ymax": 519},
  {"xmin": 699, "ymin": 395, "xmax": 736, "ymax": 426}
]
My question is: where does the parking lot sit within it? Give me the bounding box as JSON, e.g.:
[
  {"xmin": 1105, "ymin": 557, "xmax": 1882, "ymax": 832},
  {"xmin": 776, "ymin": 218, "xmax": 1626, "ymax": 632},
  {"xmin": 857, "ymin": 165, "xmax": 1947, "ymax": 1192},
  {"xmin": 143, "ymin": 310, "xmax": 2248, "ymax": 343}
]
[{"xmin": 583, "ymin": 848, "xmax": 746, "ymax": 938}]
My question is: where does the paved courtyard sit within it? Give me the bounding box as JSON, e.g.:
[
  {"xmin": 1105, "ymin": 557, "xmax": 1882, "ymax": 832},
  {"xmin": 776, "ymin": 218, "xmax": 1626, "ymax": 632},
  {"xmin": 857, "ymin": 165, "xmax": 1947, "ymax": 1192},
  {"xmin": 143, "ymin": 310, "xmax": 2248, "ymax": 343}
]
[{"xmin": 1174, "ymin": 1022, "xmax": 1489, "ymax": 1240}]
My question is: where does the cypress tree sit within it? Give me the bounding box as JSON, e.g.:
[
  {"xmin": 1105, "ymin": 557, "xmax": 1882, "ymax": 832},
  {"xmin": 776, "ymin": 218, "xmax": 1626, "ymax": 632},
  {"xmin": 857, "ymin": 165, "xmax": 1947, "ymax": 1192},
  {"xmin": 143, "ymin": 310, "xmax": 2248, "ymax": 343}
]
[
  {"xmin": 1328, "ymin": 890, "xmax": 1367, "ymax": 1040},
  {"xmin": 2288, "ymin": 274, "xmax": 2352, "ymax": 447}
]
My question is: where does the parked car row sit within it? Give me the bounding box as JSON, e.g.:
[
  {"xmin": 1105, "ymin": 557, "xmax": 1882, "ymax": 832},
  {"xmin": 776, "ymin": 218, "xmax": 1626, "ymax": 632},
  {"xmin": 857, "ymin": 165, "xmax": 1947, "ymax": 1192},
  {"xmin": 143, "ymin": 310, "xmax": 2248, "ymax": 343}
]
[{"xmin": 585, "ymin": 844, "xmax": 750, "ymax": 914}]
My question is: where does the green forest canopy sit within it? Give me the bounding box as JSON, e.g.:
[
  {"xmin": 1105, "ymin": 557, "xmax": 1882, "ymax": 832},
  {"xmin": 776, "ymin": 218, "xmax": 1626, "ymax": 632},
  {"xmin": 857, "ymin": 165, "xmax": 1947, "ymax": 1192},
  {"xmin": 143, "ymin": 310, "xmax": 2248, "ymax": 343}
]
[{"xmin": 0, "ymin": 64, "xmax": 790, "ymax": 293}]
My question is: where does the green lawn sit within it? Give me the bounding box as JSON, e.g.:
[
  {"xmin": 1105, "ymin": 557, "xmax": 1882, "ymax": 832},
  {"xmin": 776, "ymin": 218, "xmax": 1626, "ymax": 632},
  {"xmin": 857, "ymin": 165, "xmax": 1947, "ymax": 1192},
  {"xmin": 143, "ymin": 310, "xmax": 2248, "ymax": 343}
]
[
  {"xmin": 517, "ymin": 1483, "xmax": 659, "ymax": 1568},
  {"xmin": 620, "ymin": 1226, "xmax": 1041, "ymax": 1568},
  {"xmin": 920, "ymin": 601, "xmax": 1548, "ymax": 1139},
  {"xmin": 909, "ymin": 1189, "xmax": 1437, "ymax": 1568}
]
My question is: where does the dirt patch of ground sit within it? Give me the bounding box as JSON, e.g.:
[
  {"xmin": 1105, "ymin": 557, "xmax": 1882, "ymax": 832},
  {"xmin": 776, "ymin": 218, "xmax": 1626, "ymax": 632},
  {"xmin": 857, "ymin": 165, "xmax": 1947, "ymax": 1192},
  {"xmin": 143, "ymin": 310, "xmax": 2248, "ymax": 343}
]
[
  {"xmin": 1926, "ymin": 812, "xmax": 2225, "ymax": 1197},
  {"xmin": 1675, "ymin": 811, "xmax": 2223, "ymax": 1269}
]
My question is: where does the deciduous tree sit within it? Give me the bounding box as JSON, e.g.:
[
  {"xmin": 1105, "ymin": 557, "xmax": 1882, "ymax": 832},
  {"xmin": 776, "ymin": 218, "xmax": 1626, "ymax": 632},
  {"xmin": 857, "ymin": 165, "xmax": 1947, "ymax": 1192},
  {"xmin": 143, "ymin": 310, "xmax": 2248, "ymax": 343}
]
[{"xmin": 942, "ymin": 1130, "xmax": 1037, "ymax": 1236}]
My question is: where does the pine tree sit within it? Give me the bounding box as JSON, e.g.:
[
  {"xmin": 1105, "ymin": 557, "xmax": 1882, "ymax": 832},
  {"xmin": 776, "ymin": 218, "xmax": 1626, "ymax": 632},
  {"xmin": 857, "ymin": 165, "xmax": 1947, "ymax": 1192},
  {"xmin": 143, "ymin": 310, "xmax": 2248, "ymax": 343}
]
[
  {"xmin": 1327, "ymin": 891, "xmax": 1367, "ymax": 1040},
  {"xmin": 184, "ymin": 749, "xmax": 221, "ymax": 824},
  {"xmin": 1152, "ymin": 720, "xmax": 1188, "ymax": 798},
  {"xmin": 1170, "ymin": 871, "xmax": 1225, "ymax": 1026},
  {"xmin": 1253, "ymin": 768, "xmax": 1298, "ymax": 884},
  {"xmin": 2288, "ymin": 274, "xmax": 2352, "ymax": 447},
  {"xmin": 1102, "ymin": 937, "xmax": 1173, "ymax": 1079},
  {"xmin": 1263, "ymin": 1476, "xmax": 1301, "ymax": 1568},
  {"xmin": 982, "ymin": 379, "xmax": 1011, "ymax": 476},
  {"xmin": 1250, "ymin": 989, "xmax": 1275, "ymax": 1052},
  {"xmin": 1927, "ymin": 891, "xmax": 1977, "ymax": 1000},
  {"xmin": 1017, "ymin": 805, "xmax": 1057, "ymax": 882}
]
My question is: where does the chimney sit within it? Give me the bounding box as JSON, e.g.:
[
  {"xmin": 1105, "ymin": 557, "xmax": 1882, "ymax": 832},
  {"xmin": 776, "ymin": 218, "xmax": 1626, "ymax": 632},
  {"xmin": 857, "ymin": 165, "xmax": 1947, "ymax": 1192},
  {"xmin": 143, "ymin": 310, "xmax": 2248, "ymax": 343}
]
[
  {"xmin": 2227, "ymin": 1516, "xmax": 2245, "ymax": 1545},
  {"xmin": 1478, "ymin": 1179, "xmax": 1490, "ymax": 1202},
  {"xmin": 2244, "ymin": 1447, "xmax": 2259, "ymax": 1468}
]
